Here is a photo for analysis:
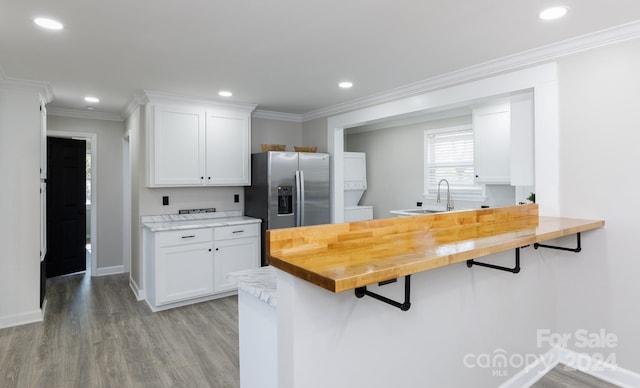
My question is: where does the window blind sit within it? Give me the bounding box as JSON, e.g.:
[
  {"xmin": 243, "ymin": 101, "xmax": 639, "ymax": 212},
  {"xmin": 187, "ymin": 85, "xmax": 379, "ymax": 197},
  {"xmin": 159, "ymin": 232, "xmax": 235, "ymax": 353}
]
[{"xmin": 424, "ymin": 127, "xmax": 483, "ymax": 195}]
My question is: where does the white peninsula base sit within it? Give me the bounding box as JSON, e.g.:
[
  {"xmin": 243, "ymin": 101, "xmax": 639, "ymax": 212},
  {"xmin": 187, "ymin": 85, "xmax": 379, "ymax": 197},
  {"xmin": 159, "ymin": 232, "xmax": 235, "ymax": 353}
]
[{"xmin": 229, "ymin": 266, "xmax": 278, "ymax": 388}]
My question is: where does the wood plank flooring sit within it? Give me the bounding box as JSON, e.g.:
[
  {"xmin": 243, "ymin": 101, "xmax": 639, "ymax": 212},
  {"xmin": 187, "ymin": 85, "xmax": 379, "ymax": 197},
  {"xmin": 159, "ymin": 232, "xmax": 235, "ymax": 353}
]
[
  {"xmin": 0, "ymin": 272, "xmax": 623, "ymax": 388},
  {"xmin": 0, "ymin": 273, "xmax": 240, "ymax": 388},
  {"xmin": 533, "ymin": 364, "xmax": 620, "ymax": 388}
]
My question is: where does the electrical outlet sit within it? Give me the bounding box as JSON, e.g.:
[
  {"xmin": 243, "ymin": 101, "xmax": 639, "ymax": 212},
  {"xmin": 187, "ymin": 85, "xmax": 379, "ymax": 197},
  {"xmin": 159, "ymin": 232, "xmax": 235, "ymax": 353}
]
[
  {"xmin": 162, "ymin": 196, "xmax": 169, "ymax": 206},
  {"xmin": 416, "ymin": 202, "xmax": 423, "ymax": 207},
  {"xmin": 234, "ymin": 194, "xmax": 240, "ymax": 203}
]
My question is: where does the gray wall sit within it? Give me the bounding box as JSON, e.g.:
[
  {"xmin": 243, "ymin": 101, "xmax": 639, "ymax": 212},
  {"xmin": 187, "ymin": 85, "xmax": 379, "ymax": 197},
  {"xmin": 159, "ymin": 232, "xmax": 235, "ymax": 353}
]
[
  {"xmin": 47, "ymin": 115, "xmax": 125, "ymax": 272},
  {"xmin": 302, "ymin": 117, "xmax": 328, "ymax": 152},
  {"xmin": 345, "ymin": 115, "xmax": 508, "ymax": 218},
  {"xmin": 251, "ymin": 117, "xmax": 302, "ymax": 153}
]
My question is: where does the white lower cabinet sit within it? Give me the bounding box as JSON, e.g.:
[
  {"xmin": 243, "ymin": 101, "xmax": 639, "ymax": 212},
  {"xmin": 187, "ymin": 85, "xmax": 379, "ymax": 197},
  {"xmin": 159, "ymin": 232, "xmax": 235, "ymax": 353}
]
[
  {"xmin": 156, "ymin": 241, "xmax": 214, "ymax": 304},
  {"xmin": 153, "ymin": 228, "xmax": 214, "ymax": 305},
  {"xmin": 214, "ymin": 225, "xmax": 260, "ymax": 293},
  {"xmin": 145, "ymin": 222, "xmax": 260, "ymax": 311}
]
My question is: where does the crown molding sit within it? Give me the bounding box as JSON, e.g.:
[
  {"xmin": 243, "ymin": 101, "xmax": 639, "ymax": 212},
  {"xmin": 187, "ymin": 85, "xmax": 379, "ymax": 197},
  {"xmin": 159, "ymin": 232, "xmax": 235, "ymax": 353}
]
[
  {"xmin": 121, "ymin": 92, "xmax": 148, "ymax": 120},
  {"xmin": 252, "ymin": 109, "xmax": 303, "ymax": 122},
  {"xmin": 47, "ymin": 107, "xmax": 123, "ymax": 122},
  {"xmin": 301, "ymin": 19, "xmax": 640, "ymax": 122},
  {"xmin": 0, "ymin": 65, "xmax": 54, "ymax": 103},
  {"xmin": 143, "ymin": 90, "xmax": 257, "ymax": 112}
]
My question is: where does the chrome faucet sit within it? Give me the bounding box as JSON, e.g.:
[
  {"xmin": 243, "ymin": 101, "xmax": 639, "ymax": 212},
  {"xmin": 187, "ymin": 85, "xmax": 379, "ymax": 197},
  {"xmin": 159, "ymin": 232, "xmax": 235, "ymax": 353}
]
[{"xmin": 437, "ymin": 179, "xmax": 454, "ymax": 211}]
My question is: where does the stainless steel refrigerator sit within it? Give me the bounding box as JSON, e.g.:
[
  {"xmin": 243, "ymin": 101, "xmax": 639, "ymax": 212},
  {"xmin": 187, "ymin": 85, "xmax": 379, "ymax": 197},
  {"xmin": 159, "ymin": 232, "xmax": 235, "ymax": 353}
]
[{"xmin": 245, "ymin": 151, "xmax": 330, "ymax": 265}]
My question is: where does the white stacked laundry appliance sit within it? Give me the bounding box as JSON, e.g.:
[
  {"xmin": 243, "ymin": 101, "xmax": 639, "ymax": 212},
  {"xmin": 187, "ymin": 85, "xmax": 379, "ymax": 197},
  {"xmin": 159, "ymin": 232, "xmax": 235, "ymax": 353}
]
[{"xmin": 343, "ymin": 152, "xmax": 374, "ymax": 222}]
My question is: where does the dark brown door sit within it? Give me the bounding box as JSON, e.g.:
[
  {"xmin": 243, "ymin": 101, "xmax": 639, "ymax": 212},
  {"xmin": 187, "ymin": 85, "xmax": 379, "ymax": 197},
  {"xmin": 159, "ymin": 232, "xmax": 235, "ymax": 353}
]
[{"xmin": 46, "ymin": 137, "xmax": 87, "ymax": 278}]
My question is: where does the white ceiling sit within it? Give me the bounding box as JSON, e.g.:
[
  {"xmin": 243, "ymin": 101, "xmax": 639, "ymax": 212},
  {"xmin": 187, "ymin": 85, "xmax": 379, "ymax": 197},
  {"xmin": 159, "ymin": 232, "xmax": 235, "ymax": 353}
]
[{"xmin": 2, "ymin": 0, "xmax": 640, "ymax": 117}]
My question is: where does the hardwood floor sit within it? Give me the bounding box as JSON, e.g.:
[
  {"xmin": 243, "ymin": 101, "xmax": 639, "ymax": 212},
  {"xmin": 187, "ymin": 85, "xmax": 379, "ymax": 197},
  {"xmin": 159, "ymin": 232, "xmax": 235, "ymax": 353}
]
[
  {"xmin": 0, "ymin": 273, "xmax": 240, "ymax": 388},
  {"xmin": 532, "ymin": 364, "xmax": 620, "ymax": 388},
  {"xmin": 1, "ymin": 272, "xmax": 623, "ymax": 388}
]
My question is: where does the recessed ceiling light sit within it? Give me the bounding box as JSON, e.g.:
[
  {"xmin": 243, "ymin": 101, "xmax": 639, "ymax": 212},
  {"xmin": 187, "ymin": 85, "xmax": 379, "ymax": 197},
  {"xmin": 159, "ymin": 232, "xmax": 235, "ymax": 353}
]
[
  {"xmin": 86, "ymin": 106, "xmax": 96, "ymax": 110},
  {"xmin": 218, "ymin": 91, "xmax": 232, "ymax": 97},
  {"xmin": 339, "ymin": 82, "xmax": 353, "ymax": 89},
  {"xmin": 84, "ymin": 96, "xmax": 100, "ymax": 103},
  {"xmin": 539, "ymin": 6, "xmax": 568, "ymax": 20},
  {"xmin": 34, "ymin": 17, "xmax": 64, "ymax": 30}
]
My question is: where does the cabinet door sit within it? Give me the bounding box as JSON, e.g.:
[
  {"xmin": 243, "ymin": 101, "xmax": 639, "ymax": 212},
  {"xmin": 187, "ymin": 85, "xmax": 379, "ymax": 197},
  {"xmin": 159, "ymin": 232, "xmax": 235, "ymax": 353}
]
[
  {"xmin": 213, "ymin": 237, "xmax": 259, "ymax": 293},
  {"xmin": 151, "ymin": 105, "xmax": 205, "ymax": 186},
  {"xmin": 205, "ymin": 114, "xmax": 250, "ymax": 185},
  {"xmin": 474, "ymin": 103, "xmax": 511, "ymax": 184},
  {"xmin": 156, "ymin": 241, "xmax": 214, "ymax": 304}
]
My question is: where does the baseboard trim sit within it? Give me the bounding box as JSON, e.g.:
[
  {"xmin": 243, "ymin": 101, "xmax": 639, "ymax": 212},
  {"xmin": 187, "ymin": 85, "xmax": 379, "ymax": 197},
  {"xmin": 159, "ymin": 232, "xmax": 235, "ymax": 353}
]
[
  {"xmin": 93, "ymin": 265, "xmax": 125, "ymax": 277},
  {"xmin": 498, "ymin": 347, "xmax": 560, "ymax": 388},
  {"xmin": 0, "ymin": 309, "xmax": 43, "ymax": 330},
  {"xmin": 499, "ymin": 347, "xmax": 640, "ymax": 388},
  {"xmin": 146, "ymin": 290, "xmax": 238, "ymax": 312},
  {"xmin": 556, "ymin": 347, "xmax": 640, "ymax": 388},
  {"xmin": 129, "ymin": 277, "xmax": 145, "ymax": 301},
  {"xmin": 41, "ymin": 298, "xmax": 48, "ymax": 320}
]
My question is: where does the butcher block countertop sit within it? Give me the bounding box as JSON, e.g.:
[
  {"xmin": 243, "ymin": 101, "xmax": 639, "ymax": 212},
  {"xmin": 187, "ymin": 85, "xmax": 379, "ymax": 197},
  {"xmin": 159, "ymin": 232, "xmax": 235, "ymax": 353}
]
[{"xmin": 266, "ymin": 204, "xmax": 604, "ymax": 293}]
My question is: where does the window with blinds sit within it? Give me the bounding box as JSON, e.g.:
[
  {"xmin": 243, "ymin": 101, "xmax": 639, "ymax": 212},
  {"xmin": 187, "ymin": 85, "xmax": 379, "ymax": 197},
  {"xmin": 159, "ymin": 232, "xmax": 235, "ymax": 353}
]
[{"xmin": 424, "ymin": 125, "xmax": 484, "ymax": 196}]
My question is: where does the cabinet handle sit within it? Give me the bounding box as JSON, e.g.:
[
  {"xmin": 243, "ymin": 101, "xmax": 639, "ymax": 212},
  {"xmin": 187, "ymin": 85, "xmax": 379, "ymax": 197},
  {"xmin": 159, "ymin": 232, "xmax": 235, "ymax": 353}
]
[
  {"xmin": 215, "ymin": 248, "xmax": 219, "ymax": 251},
  {"xmin": 232, "ymin": 230, "xmax": 244, "ymax": 234},
  {"xmin": 208, "ymin": 177, "xmax": 211, "ymax": 180},
  {"xmin": 181, "ymin": 235, "xmax": 196, "ymax": 239},
  {"xmin": 209, "ymin": 249, "xmax": 212, "ymax": 252},
  {"xmin": 200, "ymin": 176, "xmax": 204, "ymax": 180}
]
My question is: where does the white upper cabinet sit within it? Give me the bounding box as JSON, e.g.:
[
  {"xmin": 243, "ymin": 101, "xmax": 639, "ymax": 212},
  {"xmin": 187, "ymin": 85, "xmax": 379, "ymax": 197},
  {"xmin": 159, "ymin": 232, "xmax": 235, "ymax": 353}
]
[
  {"xmin": 473, "ymin": 102, "xmax": 511, "ymax": 184},
  {"xmin": 205, "ymin": 113, "xmax": 250, "ymax": 185},
  {"xmin": 473, "ymin": 95, "xmax": 535, "ymax": 186},
  {"xmin": 145, "ymin": 92, "xmax": 256, "ymax": 187},
  {"xmin": 151, "ymin": 105, "xmax": 206, "ymax": 186}
]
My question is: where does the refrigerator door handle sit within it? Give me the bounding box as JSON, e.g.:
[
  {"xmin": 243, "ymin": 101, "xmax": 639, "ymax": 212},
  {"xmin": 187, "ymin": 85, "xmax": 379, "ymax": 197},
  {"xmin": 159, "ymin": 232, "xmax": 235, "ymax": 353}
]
[
  {"xmin": 299, "ymin": 170, "xmax": 305, "ymax": 226},
  {"xmin": 295, "ymin": 170, "xmax": 301, "ymax": 227}
]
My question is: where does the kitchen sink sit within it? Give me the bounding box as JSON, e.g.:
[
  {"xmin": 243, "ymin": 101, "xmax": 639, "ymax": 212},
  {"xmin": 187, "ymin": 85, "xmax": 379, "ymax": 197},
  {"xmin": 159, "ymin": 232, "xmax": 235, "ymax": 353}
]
[
  {"xmin": 405, "ymin": 209, "xmax": 443, "ymax": 214},
  {"xmin": 389, "ymin": 208, "xmax": 446, "ymax": 216},
  {"xmin": 389, "ymin": 207, "xmax": 473, "ymax": 216}
]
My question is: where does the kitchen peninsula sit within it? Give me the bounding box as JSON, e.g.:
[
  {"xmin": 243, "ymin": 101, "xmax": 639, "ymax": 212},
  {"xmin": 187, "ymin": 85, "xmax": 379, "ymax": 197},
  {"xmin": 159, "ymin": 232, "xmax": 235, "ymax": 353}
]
[{"xmin": 235, "ymin": 204, "xmax": 605, "ymax": 388}]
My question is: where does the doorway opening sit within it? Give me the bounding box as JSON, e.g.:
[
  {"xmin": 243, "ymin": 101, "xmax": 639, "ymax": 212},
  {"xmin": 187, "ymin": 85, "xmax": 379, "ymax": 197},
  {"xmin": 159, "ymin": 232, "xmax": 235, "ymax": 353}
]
[
  {"xmin": 328, "ymin": 63, "xmax": 560, "ymax": 222},
  {"xmin": 47, "ymin": 131, "xmax": 98, "ymax": 276}
]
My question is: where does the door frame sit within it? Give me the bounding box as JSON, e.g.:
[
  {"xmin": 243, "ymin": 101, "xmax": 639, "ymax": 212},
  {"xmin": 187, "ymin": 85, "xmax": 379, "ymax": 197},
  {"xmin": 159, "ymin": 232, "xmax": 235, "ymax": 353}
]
[
  {"xmin": 123, "ymin": 131, "xmax": 131, "ymax": 273},
  {"xmin": 48, "ymin": 131, "xmax": 98, "ymax": 275}
]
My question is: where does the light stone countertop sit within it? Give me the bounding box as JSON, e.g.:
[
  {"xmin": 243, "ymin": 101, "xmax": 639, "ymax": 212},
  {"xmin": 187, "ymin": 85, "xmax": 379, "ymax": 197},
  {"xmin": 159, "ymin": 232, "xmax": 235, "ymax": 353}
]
[
  {"xmin": 227, "ymin": 266, "xmax": 277, "ymax": 308},
  {"xmin": 141, "ymin": 210, "xmax": 261, "ymax": 232}
]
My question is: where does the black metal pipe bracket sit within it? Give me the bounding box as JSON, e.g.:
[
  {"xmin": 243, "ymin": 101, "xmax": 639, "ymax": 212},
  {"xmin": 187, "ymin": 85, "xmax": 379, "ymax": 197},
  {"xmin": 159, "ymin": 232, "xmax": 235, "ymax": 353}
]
[
  {"xmin": 534, "ymin": 232, "xmax": 582, "ymax": 252},
  {"xmin": 355, "ymin": 275, "xmax": 411, "ymax": 311},
  {"xmin": 466, "ymin": 248, "xmax": 521, "ymax": 274}
]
